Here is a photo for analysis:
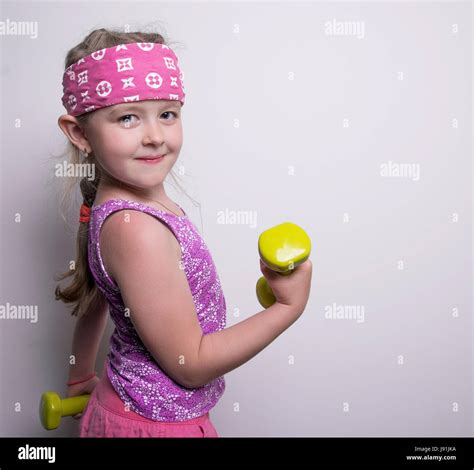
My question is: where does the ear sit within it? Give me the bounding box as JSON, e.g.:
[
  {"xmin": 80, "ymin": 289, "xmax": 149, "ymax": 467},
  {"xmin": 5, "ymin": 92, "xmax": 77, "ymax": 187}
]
[{"xmin": 57, "ymin": 114, "xmax": 91, "ymax": 153}]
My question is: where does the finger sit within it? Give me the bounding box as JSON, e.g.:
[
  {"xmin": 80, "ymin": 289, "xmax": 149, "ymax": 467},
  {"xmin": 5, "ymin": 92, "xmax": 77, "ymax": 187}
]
[
  {"xmin": 260, "ymin": 259, "xmax": 271, "ymax": 273},
  {"xmin": 300, "ymin": 259, "xmax": 312, "ymax": 270},
  {"xmin": 260, "ymin": 263, "xmax": 271, "ymax": 277}
]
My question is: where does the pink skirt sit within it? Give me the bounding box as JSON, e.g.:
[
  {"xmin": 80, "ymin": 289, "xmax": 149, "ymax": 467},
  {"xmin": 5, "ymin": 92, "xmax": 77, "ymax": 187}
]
[{"xmin": 78, "ymin": 368, "xmax": 219, "ymax": 438}]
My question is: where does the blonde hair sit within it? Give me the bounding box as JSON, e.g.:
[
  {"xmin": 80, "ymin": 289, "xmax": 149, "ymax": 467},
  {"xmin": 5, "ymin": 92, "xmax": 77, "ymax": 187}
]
[{"xmin": 53, "ymin": 27, "xmax": 201, "ymax": 319}]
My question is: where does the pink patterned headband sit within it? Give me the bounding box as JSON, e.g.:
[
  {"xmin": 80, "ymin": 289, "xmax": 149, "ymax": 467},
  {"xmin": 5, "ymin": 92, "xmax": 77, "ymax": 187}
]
[{"xmin": 61, "ymin": 42, "xmax": 186, "ymax": 116}]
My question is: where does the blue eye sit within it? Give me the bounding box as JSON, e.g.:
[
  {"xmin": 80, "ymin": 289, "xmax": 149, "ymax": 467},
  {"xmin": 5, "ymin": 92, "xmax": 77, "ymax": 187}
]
[
  {"xmin": 118, "ymin": 111, "xmax": 178, "ymax": 124},
  {"xmin": 161, "ymin": 111, "xmax": 178, "ymax": 120},
  {"xmin": 119, "ymin": 114, "xmax": 136, "ymax": 124}
]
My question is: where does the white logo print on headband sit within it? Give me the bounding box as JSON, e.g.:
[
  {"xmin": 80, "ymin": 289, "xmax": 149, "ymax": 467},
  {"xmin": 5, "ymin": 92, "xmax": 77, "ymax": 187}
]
[{"xmin": 61, "ymin": 42, "xmax": 186, "ymax": 116}]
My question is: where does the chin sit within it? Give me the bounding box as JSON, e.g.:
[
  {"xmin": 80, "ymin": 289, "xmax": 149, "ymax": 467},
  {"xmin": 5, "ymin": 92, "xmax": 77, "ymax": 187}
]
[{"xmin": 135, "ymin": 177, "xmax": 167, "ymax": 187}]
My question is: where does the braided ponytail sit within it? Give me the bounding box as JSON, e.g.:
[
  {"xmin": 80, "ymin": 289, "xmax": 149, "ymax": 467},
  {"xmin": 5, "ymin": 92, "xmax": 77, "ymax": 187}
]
[{"xmin": 54, "ymin": 162, "xmax": 105, "ymax": 317}]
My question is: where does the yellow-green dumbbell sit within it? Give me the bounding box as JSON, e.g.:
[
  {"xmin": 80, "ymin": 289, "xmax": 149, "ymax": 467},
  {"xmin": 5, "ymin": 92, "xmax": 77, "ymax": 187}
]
[
  {"xmin": 256, "ymin": 222, "xmax": 311, "ymax": 308},
  {"xmin": 39, "ymin": 391, "xmax": 91, "ymax": 430}
]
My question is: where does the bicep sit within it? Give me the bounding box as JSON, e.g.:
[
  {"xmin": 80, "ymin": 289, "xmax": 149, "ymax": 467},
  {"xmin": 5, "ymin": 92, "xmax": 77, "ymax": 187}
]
[{"xmin": 101, "ymin": 210, "xmax": 202, "ymax": 388}]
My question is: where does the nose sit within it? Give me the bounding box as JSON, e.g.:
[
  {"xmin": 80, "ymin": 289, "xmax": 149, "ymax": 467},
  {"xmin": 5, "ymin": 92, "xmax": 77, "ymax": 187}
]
[{"xmin": 142, "ymin": 121, "xmax": 165, "ymax": 146}]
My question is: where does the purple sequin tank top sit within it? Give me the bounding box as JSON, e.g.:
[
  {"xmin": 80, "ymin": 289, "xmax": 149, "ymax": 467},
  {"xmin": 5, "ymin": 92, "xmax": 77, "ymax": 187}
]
[{"xmin": 88, "ymin": 199, "xmax": 226, "ymax": 422}]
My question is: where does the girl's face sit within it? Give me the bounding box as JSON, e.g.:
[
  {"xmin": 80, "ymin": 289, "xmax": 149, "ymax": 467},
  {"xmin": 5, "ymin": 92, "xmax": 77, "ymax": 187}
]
[{"xmin": 83, "ymin": 99, "xmax": 183, "ymax": 191}]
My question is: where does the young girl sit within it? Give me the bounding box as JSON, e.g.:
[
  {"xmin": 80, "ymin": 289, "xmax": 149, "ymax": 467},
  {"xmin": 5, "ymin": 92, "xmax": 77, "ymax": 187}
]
[{"xmin": 55, "ymin": 28, "xmax": 312, "ymax": 438}]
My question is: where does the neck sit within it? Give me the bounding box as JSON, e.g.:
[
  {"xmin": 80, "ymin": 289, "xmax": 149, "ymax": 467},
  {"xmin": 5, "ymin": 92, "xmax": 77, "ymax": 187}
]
[{"xmin": 96, "ymin": 173, "xmax": 170, "ymax": 205}]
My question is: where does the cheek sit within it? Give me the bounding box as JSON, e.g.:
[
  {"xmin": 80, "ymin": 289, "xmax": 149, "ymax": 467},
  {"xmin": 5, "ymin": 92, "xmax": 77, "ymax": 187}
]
[
  {"xmin": 91, "ymin": 131, "xmax": 129, "ymax": 168},
  {"xmin": 103, "ymin": 128, "xmax": 129, "ymax": 147},
  {"xmin": 96, "ymin": 128, "xmax": 135, "ymax": 156},
  {"xmin": 169, "ymin": 127, "xmax": 183, "ymax": 148}
]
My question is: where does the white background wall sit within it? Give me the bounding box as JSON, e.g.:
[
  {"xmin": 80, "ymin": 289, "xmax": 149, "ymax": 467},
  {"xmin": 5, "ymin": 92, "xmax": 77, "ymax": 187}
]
[{"xmin": 0, "ymin": 0, "xmax": 471, "ymax": 437}]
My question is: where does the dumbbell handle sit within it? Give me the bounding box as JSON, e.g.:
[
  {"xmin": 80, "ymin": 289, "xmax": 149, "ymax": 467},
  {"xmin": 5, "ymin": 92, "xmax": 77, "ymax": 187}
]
[
  {"xmin": 39, "ymin": 391, "xmax": 91, "ymax": 430},
  {"xmin": 60, "ymin": 394, "xmax": 91, "ymax": 416}
]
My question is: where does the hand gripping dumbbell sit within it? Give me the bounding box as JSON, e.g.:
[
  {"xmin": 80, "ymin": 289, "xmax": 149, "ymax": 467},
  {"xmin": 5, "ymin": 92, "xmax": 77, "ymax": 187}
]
[
  {"xmin": 39, "ymin": 391, "xmax": 91, "ymax": 430},
  {"xmin": 256, "ymin": 222, "xmax": 311, "ymax": 308}
]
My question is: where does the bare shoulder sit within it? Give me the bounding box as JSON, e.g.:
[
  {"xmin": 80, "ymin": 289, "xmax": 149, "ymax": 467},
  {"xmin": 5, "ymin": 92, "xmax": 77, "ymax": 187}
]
[{"xmin": 99, "ymin": 209, "xmax": 179, "ymax": 283}]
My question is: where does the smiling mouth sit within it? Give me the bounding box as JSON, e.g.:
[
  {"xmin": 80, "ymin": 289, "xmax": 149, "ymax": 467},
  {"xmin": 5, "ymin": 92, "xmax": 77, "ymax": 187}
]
[
  {"xmin": 135, "ymin": 155, "xmax": 166, "ymax": 164},
  {"xmin": 135, "ymin": 154, "xmax": 165, "ymax": 160}
]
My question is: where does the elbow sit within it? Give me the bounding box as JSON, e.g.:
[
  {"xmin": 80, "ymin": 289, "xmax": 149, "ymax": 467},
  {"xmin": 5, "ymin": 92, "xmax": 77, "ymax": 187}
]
[
  {"xmin": 156, "ymin": 356, "xmax": 202, "ymax": 389},
  {"xmin": 180, "ymin": 371, "xmax": 203, "ymax": 389},
  {"xmin": 183, "ymin": 371, "xmax": 216, "ymax": 389},
  {"xmin": 168, "ymin": 362, "xmax": 198, "ymax": 389},
  {"xmin": 179, "ymin": 346, "xmax": 205, "ymax": 388},
  {"xmin": 181, "ymin": 338, "xmax": 215, "ymax": 388},
  {"xmin": 180, "ymin": 365, "xmax": 209, "ymax": 389},
  {"xmin": 181, "ymin": 378, "xmax": 199, "ymax": 389}
]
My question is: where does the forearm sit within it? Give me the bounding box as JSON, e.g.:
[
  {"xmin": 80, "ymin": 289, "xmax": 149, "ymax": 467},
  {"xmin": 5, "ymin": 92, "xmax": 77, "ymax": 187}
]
[
  {"xmin": 194, "ymin": 302, "xmax": 300, "ymax": 387},
  {"xmin": 68, "ymin": 307, "xmax": 109, "ymax": 381}
]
